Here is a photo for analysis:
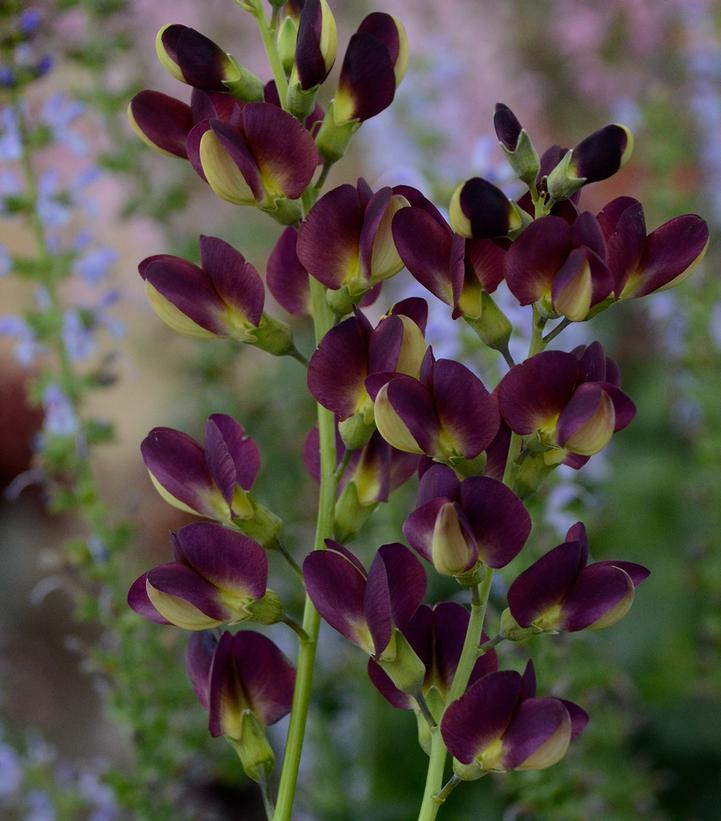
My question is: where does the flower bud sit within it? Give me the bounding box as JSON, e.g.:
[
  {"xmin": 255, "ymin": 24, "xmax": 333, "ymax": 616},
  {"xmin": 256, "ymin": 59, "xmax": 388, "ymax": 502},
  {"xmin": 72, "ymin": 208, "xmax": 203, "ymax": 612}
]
[
  {"xmin": 449, "ymin": 177, "xmax": 523, "ymax": 239},
  {"xmin": 277, "ymin": 14, "xmax": 299, "ymax": 75},
  {"xmin": 494, "ymin": 103, "xmax": 540, "ymax": 187},
  {"xmin": 155, "ymin": 24, "xmax": 243, "ymax": 92},
  {"xmin": 334, "ymin": 482, "xmax": 376, "ymax": 543},
  {"xmin": 338, "ymin": 412, "xmax": 375, "ymax": 451},
  {"xmin": 430, "ymin": 502, "xmax": 476, "ymax": 577},
  {"xmin": 294, "ymin": 0, "xmax": 337, "ymax": 90}
]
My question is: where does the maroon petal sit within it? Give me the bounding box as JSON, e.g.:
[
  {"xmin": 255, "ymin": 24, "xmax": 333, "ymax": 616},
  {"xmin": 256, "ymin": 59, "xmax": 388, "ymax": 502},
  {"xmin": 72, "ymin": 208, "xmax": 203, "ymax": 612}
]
[
  {"xmin": 209, "ymin": 119, "xmax": 264, "ymax": 201},
  {"xmin": 571, "ymin": 124, "xmax": 631, "ymax": 183},
  {"xmin": 367, "ymin": 659, "xmax": 413, "ymax": 709},
  {"xmin": 129, "ymin": 90, "xmax": 194, "ymax": 158},
  {"xmin": 228, "ymin": 631, "xmax": 296, "ymax": 726},
  {"xmin": 141, "ymin": 426, "xmax": 216, "ymax": 515},
  {"xmin": 295, "ymin": 0, "xmax": 334, "ymax": 89},
  {"xmin": 266, "ymin": 227, "xmax": 310, "ymax": 315},
  {"xmin": 629, "ymin": 214, "xmax": 709, "ymax": 297},
  {"xmin": 501, "ymin": 697, "xmax": 572, "ymax": 770},
  {"xmin": 303, "ymin": 545, "xmax": 373, "ymax": 652},
  {"xmin": 173, "ymin": 522, "xmax": 267, "ymax": 600},
  {"xmin": 433, "ymin": 602, "xmax": 498, "ymax": 695},
  {"xmin": 307, "ymin": 314, "xmax": 370, "ymax": 419},
  {"xmin": 208, "ymin": 632, "xmax": 245, "ymax": 737},
  {"xmin": 454, "ymin": 177, "xmax": 517, "ymax": 239},
  {"xmin": 576, "ymin": 341, "xmax": 607, "ymax": 383},
  {"xmin": 128, "ymin": 572, "xmax": 170, "ymax": 624},
  {"xmin": 556, "ymin": 382, "xmax": 616, "ymax": 455},
  {"xmin": 186, "ymin": 631, "xmax": 217, "ymax": 710},
  {"xmin": 199, "ymin": 235, "xmax": 265, "ymax": 326},
  {"xmin": 335, "ymin": 31, "xmax": 396, "ymax": 123},
  {"xmin": 191, "ymin": 88, "xmax": 243, "ymax": 126},
  {"xmin": 596, "ymin": 197, "xmax": 646, "ymax": 294},
  {"xmin": 432, "ymin": 360, "xmax": 500, "ymax": 459},
  {"xmin": 560, "ymin": 699, "xmax": 590, "ymax": 740},
  {"xmin": 465, "ymin": 238, "xmax": 506, "ymax": 294},
  {"xmin": 594, "ymin": 560, "xmax": 649, "ymax": 587},
  {"xmin": 297, "ymin": 184, "xmax": 364, "ymax": 289},
  {"xmin": 205, "ymin": 414, "xmax": 260, "ymax": 504},
  {"xmin": 498, "ymin": 351, "xmax": 580, "ymax": 435},
  {"xmin": 146, "ymin": 562, "xmax": 230, "ymax": 623},
  {"xmin": 357, "ymin": 12, "xmax": 402, "ymax": 68},
  {"xmin": 365, "ymin": 543, "xmax": 426, "ymax": 655},
  {"xmin": 508, "ymin": 541, "xmax": 586, "ymax": 628},
  {"xmin": 417, "ymin": 463, "xmax": 460, "ymax": 506},
  {"xmin": 484, "ymin": 421, "xmax": 511, "ymax": 481},
  {"xmin": 393, "ymin": 207, "xmax": 461, "ymax": 308},
  {"xmin": 561, "ymin": 563, "xmax": 635, "ymax": 631},
  {"xmin": 570, "ymin": 211, "xmax": 606, "ymax": 259},
  {"xmin": 460, "ymin": 477, "xmax": 531, "ymax": 568},
  {"xmin": 392, "ymin": 297, "xmax": 429, "ymax": 332},
  {"xmin": 601, "ymin": 383, "xmax": 636, "ymax": 432},
  {"xmin": 378, "ymin": 375, "xmax": 439, "ymax": 455},
  {"xmin": 241, "ymin": 102, "xmax": 319, "ymax": 199},
  {"xmin": 143, "ymin": 256, "xmax": 227, "ymax": 335},
  {"xmin": 441, "ymin": 670, "xmax": 522, "ymax": 764},
  {"xmin": 505, "ymin": 216, "xmax": 572, "ymax": 305},
  {"xmin": 403, "ymin": 497, "xmax": 446, "ymax": 562},
  {"xmin": 174, "ymin": 27, "xmax": 234, "ymax": 92},
  {"xmin": 494, "ymin": 102, "xmax": 523, "ymax": 151},
  {"xmin": 185, "ymin": 120, "xmax": 210, "ymax": 181},
  {"xmin": 520, "ymin": 660, "xmax": 536, "ymax": 700}
]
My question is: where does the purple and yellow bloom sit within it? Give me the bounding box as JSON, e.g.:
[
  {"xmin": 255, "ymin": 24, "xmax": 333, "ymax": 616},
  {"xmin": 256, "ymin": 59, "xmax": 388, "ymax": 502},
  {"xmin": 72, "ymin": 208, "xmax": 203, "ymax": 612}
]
[
  {"xmin": 493, "ymin": 102, "xmax": 540, "ymax": 187},
  {"xmin": 293, "ymin": 0, "xmax": 337, "ymax": 91},
  {"xmin": 297, "ymin": 179, "xmax": 413, "ymax": 305},
  {"xmin": 304, "ymin": 541, "xmax": 427, "ymax": 692},
  {"xmin": 308, "ymin": 298, "xmax": 427, "ymax": 445},
  {"xmin": 505, "ymin": 211, "xmax": 615, "ymax": 321},
  {"xmin": 449, "ymin": 177, "xmax": 525, "ymax": 240},
  {"xmin": 186, "ymin": 630, "xmax": 294, "ymax": 781},
  {"xmin": 141, "ymin": 413, "xmax": 259, "ymax": 520},
  {"xmin": 127, "ymin": 90, "xmax": 196, "ymax": 159},
  {"xmin": 392, "ymin": 195, "xmax": 507, "ymax": 320},
  {"xmin": 332, "ymin": 12, "xmax": 408, "ymax": 126},
  {"xmin": 139, "ymin": 235, "xmax": 294, "ymax": 356},
  {"xmin": 506, "ymin": 521, "xmax": 649, "ymax": 634},
  {"xmin": 441, "ymin": 661, "xmax": 588, "ymax": 777},
  {"xmin": 367, "ymin": 602, "xmax": 498, "ymax": 714},
  {"xmin": 372, "ymin": 349, "xmax": 500, "ymax": 464},
  {"xmin": 597, "ymin": 196, "xmax": 709, "ymax": 299},
  {"xmin": 498, "ymin": 342, "xmax": 635, "ymax": 466},
  {"xmin": 186, "ymin": 102, "xmax": 318, "ymax": 218},
  {"xmin": 128, "ymin": 523, "xmax": 281, "ymax": 630},
  {"xmin": 546, "ymin": 123, "xmax": 633, "ymax": 200},
  {"xmin": 403, "ymin": 464, "xmax": 531, "ymax": 576}
]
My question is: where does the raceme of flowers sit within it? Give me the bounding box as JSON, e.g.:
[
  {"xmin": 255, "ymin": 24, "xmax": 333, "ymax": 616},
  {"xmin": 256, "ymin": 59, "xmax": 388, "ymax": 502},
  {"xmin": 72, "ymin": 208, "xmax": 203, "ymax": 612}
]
[{"xmin": 124, "ymin": 2, "xmax": 708, "ymax": 819}]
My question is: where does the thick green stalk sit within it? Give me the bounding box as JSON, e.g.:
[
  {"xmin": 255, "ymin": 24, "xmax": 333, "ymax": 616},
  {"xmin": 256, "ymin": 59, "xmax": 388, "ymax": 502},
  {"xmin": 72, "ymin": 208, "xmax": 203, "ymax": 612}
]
[{"xmin": 273, "ymin": 277, "xmax": 336, "ymax": 821}]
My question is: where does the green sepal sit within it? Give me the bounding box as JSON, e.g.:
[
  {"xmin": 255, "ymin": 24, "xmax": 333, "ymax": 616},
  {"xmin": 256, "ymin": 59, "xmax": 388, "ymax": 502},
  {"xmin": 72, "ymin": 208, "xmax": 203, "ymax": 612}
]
[
  {"xmin": 245, "ymin": 589, "xmax": 283, "ymax": 625},
  {"xmin": 315, "ymin": 102, "xmax": 358, "ymax": 163},
  {"xmin": 338, "ymin": 412, "xmax": 375, "ymax": 451},
  {"xmin": 501, "ymin": 128, "xmax": 540, "ymax": 189},
  {"xmin": 545, "ymin": 149, "xmax": 585, "ymax": 202},
  {"xmin": 277, "ymin": 16, "xmax": 299, "ymax": 74},
  {"xmin": 448, "ymin": 451, "xmax": 487, "ymax": 478},
  {"xmin": 452, "ymin": 757, "xmax": 485, "ymax": 781},
  {"xmin": 377, "ymin": 629, "xmax": 426, "ymax": 695},
  {"xmin": 334, "ymin": 482, "xmax": 376, "ymax": 543},
  {"xmin": 233, "ymin": 500, "xmax": 282, "ymax": 549},
  {"xmin": 463, "ymin": 293, "xmax": 513, "ymax": 357},
  {"xmin": 499, "ymin": 607, "xmax": 534, "ymax": 641},
  {"xmin": 244, "ymin": 313, "xmax": 295, "ymax": 356},
  {"xmin": 227, "ymin": 712, "xmax": 275, "ymax": 784},
  {"xmin": 512, "ymin": 449, "xmax": 556, "ymax": 499},
  {"xmin": 261, "ymin": 196, "xmax": 303, "ymax": 225},
  {"xmin": 223, "ymin": 56, "xmax": 265, "ymax": 102},
  {"xmin": 287, "ymin": 81, "xmax": 318, "ymax": 121}
]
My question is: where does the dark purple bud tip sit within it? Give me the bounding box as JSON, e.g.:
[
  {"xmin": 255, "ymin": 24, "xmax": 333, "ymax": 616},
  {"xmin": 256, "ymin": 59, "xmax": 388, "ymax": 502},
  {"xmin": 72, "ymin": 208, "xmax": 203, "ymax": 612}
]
[
  {"xmin": 494, "ymin": 103, "xmax": 523, "ymax": 151},
  {"xmin": 449, "ymin": 177, "xmax": 522, "ymax": 239},
  {"xmin": 571, "ymin": 124, "xmax": 634, "ymax": 184}
]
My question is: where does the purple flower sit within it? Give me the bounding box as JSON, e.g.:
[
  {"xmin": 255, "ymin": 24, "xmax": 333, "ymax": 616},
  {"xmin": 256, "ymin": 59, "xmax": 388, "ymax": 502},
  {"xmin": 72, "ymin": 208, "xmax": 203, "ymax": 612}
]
[
  {"xmin": 0, "ymin": 106, "xmax": 22, "ymax": 161},
  {"xmin": 73, "ymin": 246, "xmax": 118, "ymax": 286},
  {"xmin": 40, "ymin": 94, "xmax": 87, "ymax": 157},
  {"xmin": 41, "ymin": 385, "xmax": 78, "ymax": 438},
  {"xmin": 441, "ymin": 661, "xmax": 588, "ymax": 776},
  {"xmin": 403, "ymin": 463, "xmax": 531, "ymax": 575},
  {"xmin": 128, "ymin": 522, "xmax": 279, "ymax": 631},
  {"xmin": 0, "ymin": 315, "xmax": 42, "ymax": 365},
  {"xmin": 0, "ymin": 244, "xmax": 10, "ymax": 277},
  {"xmin": 506, "ymin": 521, "xmax": 649, "ymax": 634}
]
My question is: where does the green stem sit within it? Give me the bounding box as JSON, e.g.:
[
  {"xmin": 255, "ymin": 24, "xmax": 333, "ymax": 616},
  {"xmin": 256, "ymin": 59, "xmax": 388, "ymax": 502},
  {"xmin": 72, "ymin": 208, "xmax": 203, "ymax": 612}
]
[
  {"xmin": 273, "ymin": 277, "xmax": 336, "ymax": 821},
  {"xmin": 251, "ymin": 1, "xmax": 289, "ymax": 107},
  {"xmin": 542, "ymin": 317, "xmax": 571, "ymax": 345},
  {"xmin": 435, "ymin": 774, "xmax": 462, "ymax": 805},
  {"xmin": 416, "ymin": 572, "xmax": 494, "ymax": 821},
  {"xmin": 415, "ymin": 691, "xmax": 437, "ymax": 729},
  {"xmin": 259, "ymin": 773, "xmax": 276, "ymax": 820},
  {"xmin": 277, "ymin": 541, "xmax": 304, "ymax": 581}
]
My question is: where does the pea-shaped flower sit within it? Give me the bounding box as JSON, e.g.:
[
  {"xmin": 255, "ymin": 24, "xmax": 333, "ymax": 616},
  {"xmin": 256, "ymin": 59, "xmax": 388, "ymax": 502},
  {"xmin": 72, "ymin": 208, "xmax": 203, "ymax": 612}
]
[
  {"xmin": 297, "ymin": 180, "xmax": 412, "ymax": 305},
  {"xmin": 441, "ymin": 662, "xmax": 588, "ymax": 778},
  {"xmin": 449, "ymin": 177, "xmax": 524, "ymax": 240},
  {"xmin": 308, "ymin": 298, "xmax": 427, "ymax": 446},
  {"xmin": 139, "ymin": 235, "xmax": 294, "ymax": 356},
  {"xmin": 128, "ymin": 523, "xmax": 281, "ymax": 631},
  {"xmin": 332, "ymin": 12, "xmax": 408, "ymax": 126},
  {"xmin": 403, "ymin": 464, "xmax": 531, "ymax": 576},
  {"xmin": 505, "ymin": 212, "xmax": 615, "ymax": 321},
  {"xmin": 498, "ymin": 342, "xmax": 635, "ymax": 466},
  {"xmin": 293, "ymin": 0, "xmax": 337, "ymax": 91},
  {"xmin": 303, "ymin": 541, "xmax": 427, "ymax": 694},
  {"xmin": 506, "ymin": 522, "xmax": 649, "ymax": 634},
  {"xmin": 186, "ymin": 102, "xmax": 318, "ymax": 219},
  {"xmin": 373, "ymin": 350, "xmax": 500, "ymax": 463},
  {"xmin": 367, "ymin": 602, "xmax": 498, "ymax": 715},
  {"xmin": 597, "ymin": 196, "xmax": 709, "ymax": 299},
  {"xmin": 186, "ymin": 630, "xmax": 295, "ymax": 783}
]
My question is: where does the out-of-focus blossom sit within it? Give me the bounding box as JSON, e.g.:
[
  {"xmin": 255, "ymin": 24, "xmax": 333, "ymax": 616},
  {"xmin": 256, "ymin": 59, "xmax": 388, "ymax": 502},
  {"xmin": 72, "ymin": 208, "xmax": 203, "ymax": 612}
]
[{"xmin": 41, "ymin": 385, "xmax": 78, "ymax": 438}]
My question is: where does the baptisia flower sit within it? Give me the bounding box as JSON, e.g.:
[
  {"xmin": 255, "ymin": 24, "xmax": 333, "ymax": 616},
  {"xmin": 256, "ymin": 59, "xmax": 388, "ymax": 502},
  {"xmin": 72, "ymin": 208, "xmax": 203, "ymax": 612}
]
[
  {"xmin": 504, "ymin": 521, "xmax": 649, "ymax": 636},
  {"xmin": 498, "ymin": 341, "xmax": 635, "ymax": 468},
  {"xmin": 442, "ymin": 661, "xmax": 588, "ymax": 778},
  {"xmin": 403, "ymin": 464, "xmax": 531, "ymax": 577},
  {"xmin": 596, "ymin": 196, "xmax": 709, "ymax": 299},
  {"xmin": 128, "ymin": 523, "xmax": 282, "ymax": 630},
  {"xmin": 186, "ymin": 630, "xmax": 295, "ymax": 782},
  {"xmin": 303, "ymin": 541, "xmax": 427, "ymax": 694},
  {"xmin": 139, "ymin": 234, "xmax": 296, "ymax": 357}
]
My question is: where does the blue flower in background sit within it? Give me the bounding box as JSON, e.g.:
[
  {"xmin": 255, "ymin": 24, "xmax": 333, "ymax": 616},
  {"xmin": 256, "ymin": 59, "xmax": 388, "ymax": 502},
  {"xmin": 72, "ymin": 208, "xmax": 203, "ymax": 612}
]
[
  {"xmin": 63, "ymin": 310, "xmax": 96, "ymax": 362},
  {"xmin": 41, "ymin": 385, "xmax": 78, "ymax": 438},
  {"xmin": 0, "ymin": 315, "xmax": 43, "ymax": 365},
  {"xmin": 41, "ymin": 94, "xmax": 87, "ymax": 157},
  {"xmin": 0, "ymin": 106, "xmax": 22, "ymax": 161},
  {"xmin": 74, "ymin": 246, "xmax": 118, "ymax": 285},
  {"xmin": 19, "ymin": 9, "xmax": 42, "ymax": 37},
  {"xmin": 0, "ymin": 244, "xmax": 10, "ymax": 277}
]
